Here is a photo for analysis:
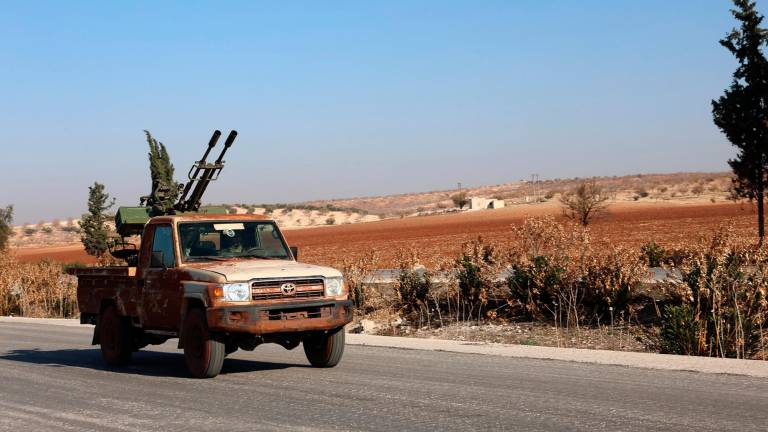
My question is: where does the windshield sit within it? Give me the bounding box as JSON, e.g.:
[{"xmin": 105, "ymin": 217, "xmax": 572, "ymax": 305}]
[{"xmin": 177, "ymin": 221, "xmax": 291, "ymax": 262}]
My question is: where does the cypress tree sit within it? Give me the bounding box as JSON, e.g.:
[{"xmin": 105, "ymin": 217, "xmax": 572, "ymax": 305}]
[
  {"xmin": 144, "ymin": 130, "xmax": 179, "ymax": 214},
  {"xmin": 712, "ymin": 0, "xmax": 768, "ymax": 242},
  {"xmin": 80, "ymin": 182, "xmax": 115, "ymax": 258},
  {"xmin": 0, "ymin": 205, "xmax": 13, "ymax": 250}
]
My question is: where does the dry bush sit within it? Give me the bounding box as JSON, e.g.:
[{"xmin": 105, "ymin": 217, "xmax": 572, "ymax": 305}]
[
  {"xmin": 507, "ymin": 218, "xmax": 584, "ymax": 325},
  {"xmin": 393, "ymin": 248, "xmax": 433, "ymax": 327},
  {"xmin": 660, "ymin": 227, "xmax": 767, "ymax": 359},
  {"xmin": 340, "ymin": 249, "xmax": 381, "ymax": 313},
  {"xmin": 579, "ymin": 245, "xmax": 645, "ymax": 319},
  {"xmin": 506, "ymin": 217, "xmax": 644, "ymax": 328},
  {"xmin": 559, "ymin": 181, "xmax": 609, "ymax": 226},
  {"xmin": 332, "ymin": 211, "xmax": 766, "ymax": 359},
  {"xmin": 452, "ymin": 237, "xmax": 506, "ymax": 322},
  {"xmin": 0, "ymin": 252, "xmax": 78, "ymax": 318}
]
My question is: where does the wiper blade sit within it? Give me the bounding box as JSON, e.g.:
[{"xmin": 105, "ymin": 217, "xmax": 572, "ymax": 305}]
[
  {"xmin": 239, "ymin": 254, "xmax": 288, "ymax": 260},
  {"xmin": 187, "ymin": 255, "xmax": 229, "ymax": 262}
]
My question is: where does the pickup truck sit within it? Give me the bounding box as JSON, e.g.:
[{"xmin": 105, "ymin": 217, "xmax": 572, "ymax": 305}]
[{"xmin": 72, "ymin": 214, "xmax": 352, "ymax": 378}]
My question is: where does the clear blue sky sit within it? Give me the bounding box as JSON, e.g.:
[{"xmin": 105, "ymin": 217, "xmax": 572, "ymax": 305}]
[{"xmin": 0, "ymin": 1, "xmax": 753, "ymax": 223}]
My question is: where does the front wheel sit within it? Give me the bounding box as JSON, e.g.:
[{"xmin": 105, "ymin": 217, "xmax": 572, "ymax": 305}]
[
  {"xmin": 303, "ymin": 329, "xmax": 345, "ymax": 368},
  {"xmin": 182, "ymin": 308, "xmax": 225, "ymax": 378}
]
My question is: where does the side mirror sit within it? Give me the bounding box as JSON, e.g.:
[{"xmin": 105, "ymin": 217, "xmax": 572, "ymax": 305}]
[
  {"xmin": 150, "ymin": 251, "xmax": 167, "ymax": 269},
  {"xmin": 290, "ymin": 246, "xmax": 299, "ymax": 260}
]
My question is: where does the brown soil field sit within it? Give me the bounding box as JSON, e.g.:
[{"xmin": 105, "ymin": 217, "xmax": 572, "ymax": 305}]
[
  {"xmin": 13, "ymin": 245, "xmax": 98, "ymax": 265},
  {"xmin": 286, "ymin": 201, "xmax": 757, "ymax": 267},
  {"xmin": 13, "ymin": 201, "xmax": 757, "ymax": 268}
]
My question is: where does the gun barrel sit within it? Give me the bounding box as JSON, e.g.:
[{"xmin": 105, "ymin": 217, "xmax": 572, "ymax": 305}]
[
  {"xmin": 185, "ymin": 130, "xmax": 238, "ymax": 211},
  {"xmin": 177, "ymin": 130, "xmax": 222, "ymax": 211},
  {"xmin": 214, "ymin": 130, "xmax": 237, "ymax": 163}
]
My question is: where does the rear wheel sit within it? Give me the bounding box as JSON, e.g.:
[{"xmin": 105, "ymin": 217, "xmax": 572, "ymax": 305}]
[
  {"xmin": 99, "ymin": 305, "xmax": 132, "ymax": 366},
  {"xmin": 182, "ymin": 308, "xmax": 225, "ymax": 378},
  {"xmin": 303, "ymin": 329, "xmax": 345, "ymax": 368}
]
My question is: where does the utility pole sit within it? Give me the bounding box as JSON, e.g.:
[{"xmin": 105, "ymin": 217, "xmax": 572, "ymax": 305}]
[{"xmin": 530, "ymin": 174, "xmax": 539, "ymax": 202}]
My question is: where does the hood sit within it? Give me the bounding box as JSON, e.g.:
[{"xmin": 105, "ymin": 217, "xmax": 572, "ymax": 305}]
[{"xmin": 191, "ymin": 259, "xmax": 343, "ymax": 282}]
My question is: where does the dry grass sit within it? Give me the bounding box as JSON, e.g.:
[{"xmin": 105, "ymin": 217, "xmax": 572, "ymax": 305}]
[
  {"xmin": 0, "ymin": 251, "xmax": 77, "ymax": 318},
  {"xmin": 344, "ymin": 217, "xmax": 767, "ymax": 359}
]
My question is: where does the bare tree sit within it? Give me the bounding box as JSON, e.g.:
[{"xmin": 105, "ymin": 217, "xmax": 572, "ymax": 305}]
[
  {"xmin": 451, "ymin": 192, "xmax": 468, "ymax": 209},
  {"xmin": 559, "ymin": 181, "xmax": 609, "ymax": 226}
]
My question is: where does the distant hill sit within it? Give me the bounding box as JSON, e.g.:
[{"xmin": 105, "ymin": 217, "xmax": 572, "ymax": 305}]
[
  {"xmin": 300, "ymin": 172, "xmax": 734, "ymax": 216},
  {"xmin": 11, "ymin": 171, "xmax": 734, "ymax": 248}
]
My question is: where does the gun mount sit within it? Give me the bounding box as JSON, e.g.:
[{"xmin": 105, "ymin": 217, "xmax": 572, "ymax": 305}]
[
  {"xmin": 175, "ymin": 130, "xmax": 237, "ymax": 213},
  {"xmin": 115, "ymin": 130, "xmax": 238, "ymax": 238}
]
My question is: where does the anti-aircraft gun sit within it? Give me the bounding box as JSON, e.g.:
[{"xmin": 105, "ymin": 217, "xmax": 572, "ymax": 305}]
[{"xmin": 111, "ymin": 130, "xmax": 238, "ymax": 263}]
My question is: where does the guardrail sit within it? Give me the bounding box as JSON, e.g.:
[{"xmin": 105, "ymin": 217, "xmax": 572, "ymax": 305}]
[{"xmin": 362, "ymin": 267, "xmax": 682, "ymax": 284}]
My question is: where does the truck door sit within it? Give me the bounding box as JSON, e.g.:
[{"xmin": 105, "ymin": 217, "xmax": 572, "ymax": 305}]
[{"xmin": 142, "ymin": 224, "xmax": 182, "ymax": 330}]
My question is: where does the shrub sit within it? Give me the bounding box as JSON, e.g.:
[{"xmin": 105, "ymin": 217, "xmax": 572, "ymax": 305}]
[
  {"xmin": 579, "ymin": 246, "xmax": 644, "ymax": 318},
  {"xmin": 636, "ymin": 188, "xmax": 649, "ymax": 198},
  {"xmin": 659, "ymin": 228, "xmax": 767, "ymax": 358},
  {"xmin": 451, "ymin": 192, "xmax": 468, "ymax": 209},
  {"xmin": 454, "ymin": 237, "xmax": 504, "ymax": 322},
  {"xmin": 641, "ymin": 241, "xmax": 666, "ymax": 267},
  {"xmin": 395, "ymin": 267, "xmax": 432, "ymax": 325},
  {"xmin": 41, "ymin": 226, "xmax": 54, "ymax": 234},
  {"xmin": 506, "ymin": 217, "xmax": 642, "ymax": 326},
  {"xmin": 507, "ymin": 255, "xmax": 566, "ymax": 320},
  {"xmin": 325, "ymin": 216, "xmax": 336, "ymax": 225},
  {"xmin": 559, "ymin": 181, "xmax": 609, "ymax": 226},
  {"xmin": 24, "ymin": 227, "xmax": 37, "ymax": 236},
  {"xmin": 340, "ymin": 249, "xmax": 381, "ymax": 313},
  {"xmin": 691, "ymin": 184, "xmax": 704, "ymax": 195},
  {"xmin": 0, "ymin": 253, "xmax": 78, "ymax": 318},
  {"xmin": 659, "ymin": 304, "xmax": 701, "ymax": 355}
]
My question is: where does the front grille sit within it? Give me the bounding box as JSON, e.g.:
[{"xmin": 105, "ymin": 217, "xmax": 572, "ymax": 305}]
[{"xmin": 251, "ymin": 278, "xmax": 324, "ymax": 301}]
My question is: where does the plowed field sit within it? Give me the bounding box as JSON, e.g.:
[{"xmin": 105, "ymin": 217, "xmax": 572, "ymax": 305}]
[
  {"xmin": 14, "ymin": 201, "xmax": 757, "ymax": 268},
  {"xmin": 285, "ymin": 201, "xmax": 756, "ymax": 267}
]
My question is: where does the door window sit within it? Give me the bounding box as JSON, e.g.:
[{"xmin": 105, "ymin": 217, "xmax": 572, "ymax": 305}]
[{"xmin": 150, "ymin": 225, "xmax": 175, "ymax": 268}]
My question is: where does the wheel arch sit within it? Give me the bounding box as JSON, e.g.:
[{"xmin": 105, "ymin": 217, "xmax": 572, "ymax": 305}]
[
  {"xmin": 92, "ymin": 299, "xmax": 119, "ymax": 345},
  {"xmin": 178, "ymin": 283, "xmax": 211, "ymax": 348}
]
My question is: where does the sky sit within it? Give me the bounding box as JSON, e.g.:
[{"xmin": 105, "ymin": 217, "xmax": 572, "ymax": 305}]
[{"xmin": 0, "ymin": 1, "xmax": 756, "ymax": 224}]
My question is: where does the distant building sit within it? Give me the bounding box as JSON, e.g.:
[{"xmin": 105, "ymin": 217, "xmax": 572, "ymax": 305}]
[{"xmin": 468, "ymin": 197, "xmax": 505, "ymax": 210}]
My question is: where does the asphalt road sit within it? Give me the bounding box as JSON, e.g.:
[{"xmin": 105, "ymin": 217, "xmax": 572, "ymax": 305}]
[{"xmin": 1, "ymin": 322, "xmax": 767, "ymax": 432}]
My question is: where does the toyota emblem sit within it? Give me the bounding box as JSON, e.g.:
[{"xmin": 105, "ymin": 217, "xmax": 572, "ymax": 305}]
[{"xmin": 280, "ymin": 283, "xmax": 297, "ymax": 295}]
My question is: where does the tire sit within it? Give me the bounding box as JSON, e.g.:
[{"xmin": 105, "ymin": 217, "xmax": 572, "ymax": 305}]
[
  {"xmin": 303, "ymin": 329, "xmax": 345, "ymax": 368},
  {"xmin": 182, "ymin": 308, "xmax": 225, "ymax": 378},
  {"xmin": 99, "ymin": 305, "xmax": 132, "ymax": 366}
]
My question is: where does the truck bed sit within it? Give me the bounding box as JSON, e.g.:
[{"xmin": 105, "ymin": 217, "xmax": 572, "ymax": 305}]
[{"xmin": 70, "ymin": 266, "xmax": 139, "ymax": 321}]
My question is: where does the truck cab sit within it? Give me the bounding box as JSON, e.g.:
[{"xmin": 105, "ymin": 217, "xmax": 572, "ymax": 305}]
[{"xmin": 74, "ymin": 214, "xmax": 352, "ymax": 378}]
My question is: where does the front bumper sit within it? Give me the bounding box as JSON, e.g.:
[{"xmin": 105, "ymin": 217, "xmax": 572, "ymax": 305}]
[{"xmin": 206, "ymin": 299, "xmax": 353, "ymax": 335}]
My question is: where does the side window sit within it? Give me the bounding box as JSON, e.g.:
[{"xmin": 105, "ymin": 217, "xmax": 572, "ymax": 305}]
[{"xmin": 151, "ymin": 225, "xmax": 176, "ymax": 268}]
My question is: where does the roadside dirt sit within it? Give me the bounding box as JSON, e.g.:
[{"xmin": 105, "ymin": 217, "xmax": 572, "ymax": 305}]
[{"xmin": 377, "ymin": 322, "xmax": 652, "ymax": 353}]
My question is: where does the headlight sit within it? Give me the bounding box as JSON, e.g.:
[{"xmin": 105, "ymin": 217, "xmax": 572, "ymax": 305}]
[
  {"xmin": 221, "ymin": 283, "xmax": 250, "ymax": 302},
  {"xmin": 325, "ymin": 277, "xmax": 344, "ymax": 297}
]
